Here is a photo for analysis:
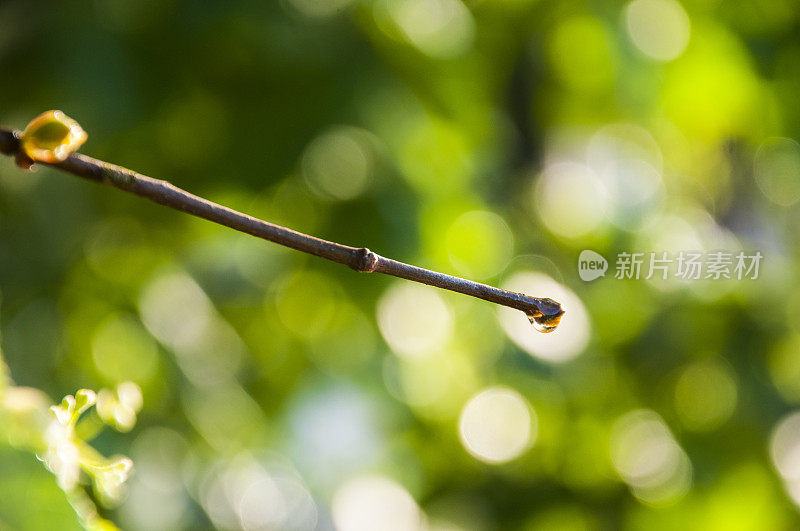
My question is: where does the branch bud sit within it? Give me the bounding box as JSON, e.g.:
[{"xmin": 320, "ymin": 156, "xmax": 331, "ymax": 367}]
[{"xmin": 18, "ymin": 110, "xmax": 87, "ymax": 168}]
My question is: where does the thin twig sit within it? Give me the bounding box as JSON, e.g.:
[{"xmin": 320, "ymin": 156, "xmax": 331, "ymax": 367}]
[{"xmin": 0, "ymin": 127, "xmax": 564, "ymax": 327}]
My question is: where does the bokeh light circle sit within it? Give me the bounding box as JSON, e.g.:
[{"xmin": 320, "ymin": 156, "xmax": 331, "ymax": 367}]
[
  {"xmin": 92, "ymin": 313, "xmax": 159, "ymax": 385},
  {"xmin": 770, "ymin": 412, "xmax": 800, "ymax": 507},
  {"xmin": 770, "ymin": 412, "xmax": 800, "ymax": 482},
  {"xmin": 754, "ymin": 137, "xmax": 800, "ymax": 207},
  {"xmin": 302, "ymin": 126, "xmax": 374, "ymax": 201},
  {"xmin": 587, "ymin": 124, "xmax": 664, "ymax": 230},
  {"xmin": 386, "ymin": 0, "xmax": 476, "ymax": 59},
  {"xmin": 673, "ymin": 359, "xmax": 737, "ymax": 432},
  {"xmin": 332, "ymin": 475, "xmax": 423, "ymax": 531},
  {"xmin": 445, "ymin": 210, "xmax": 514, "ymax": 279},
  {"xmin": 139, "ymin": 270, "xmax": 244, "ymax": 386},
  {"xmin": 768, "ymin": 334, "xmax": 800, "ymax": 403},
  {"xmin": 458, "ymin": 386, "xmax": 536, "ymax": 464},
  {"xmin": 199, "ymin": 456, "xmax": 317, "ymax": 531},
  {"xmin": 547, "ymin": 16, "xmax": 616, "ymax": 93},
  {"xmin": 534, "ymin": 162, "xmax": 607, "ymax": 240},
  {"xmin": 587, "ymin": 123, "xmax": 663, "ymax": 175},
  {"xmin": 625, "ymin": 0, "xmax": 690, "ymax": 61},
  {"xmin": 378, "ymin": 283, "xmax": 453, "ymax": 359},
  {"xmin": 610, "ymin": 410, "xmax": 692, "ymax": 505},
  {"xmin": 275, "ymin": 271, "xmax": 338, "ymax": 339}
]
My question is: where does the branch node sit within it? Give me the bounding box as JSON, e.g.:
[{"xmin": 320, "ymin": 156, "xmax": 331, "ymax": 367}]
[{"xmin": 353, "ymin": 247, "xmax": 379, "ymax": 273}]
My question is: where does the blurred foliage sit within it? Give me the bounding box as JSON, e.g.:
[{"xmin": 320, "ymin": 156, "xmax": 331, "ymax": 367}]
[
  {"xmin": 1, "ymin": 0, "xmax": 800, "ymax": 529},
  {"xmin": 0, "ymin": 369, "xmax": 141, "ymax": 530}
]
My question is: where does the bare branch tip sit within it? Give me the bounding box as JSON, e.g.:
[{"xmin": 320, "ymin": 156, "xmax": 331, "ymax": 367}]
[{"xmin": 1, "ymin": 113, "xmax": 565, "ymax": 333}]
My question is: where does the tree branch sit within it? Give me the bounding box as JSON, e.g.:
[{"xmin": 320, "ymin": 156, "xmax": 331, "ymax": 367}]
[{"xmin": 0, "ymin": 126, "xmax": 564, "ymax": 331}]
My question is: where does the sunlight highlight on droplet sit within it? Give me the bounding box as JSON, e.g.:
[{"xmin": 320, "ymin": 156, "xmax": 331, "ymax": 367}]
[
  {"xmin": 610, "ymin": 410, "xmax": 692, "ymax": 505},
  {"xmin": 458, "ymin": 387, "xmax": 535, "ymax": 464},
  {"xmin": 625, "ymin": 0, "xmax": 690, "ymax": 61},
  {"xmin": 498, "ymin": 272, "xmax": 590, "ymax": 363},
  {"xmin": 378, "ymin": 283, "xmax": 453, "ymax": 359},
  {"xmin": 332, "ymin": 475, "xmax": 424, "ymax": 531}
]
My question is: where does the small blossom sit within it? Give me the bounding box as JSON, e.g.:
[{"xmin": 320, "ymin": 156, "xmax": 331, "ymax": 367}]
[
  {"xmin": 75, "ymin": 389, "xmax": 97, "ymax": 416},
  {"xmin": 90, "ymin": 456, "xmax": 134, "ymax": 506},
  {"xmin": 50, "ymin": 395, "xmax": 77, "ymax": 427},
  {"xmin": 97, "ymin": 382, "xmax": 143, "ymax": 432}
]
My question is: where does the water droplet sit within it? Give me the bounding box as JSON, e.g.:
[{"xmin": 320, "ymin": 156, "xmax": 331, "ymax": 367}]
[
  {"xmin": 527, "ymin": 312, "xmax": 558, "ymax": 333},
  {"xmin": 525, "ymin": 298, "xmax": 564, "ymax": 333}
]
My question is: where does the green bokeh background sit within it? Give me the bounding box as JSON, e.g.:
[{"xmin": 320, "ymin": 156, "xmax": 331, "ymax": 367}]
[{"xmin": 1, "ymin": 0, "xmax": 800, "ymax": 529}]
